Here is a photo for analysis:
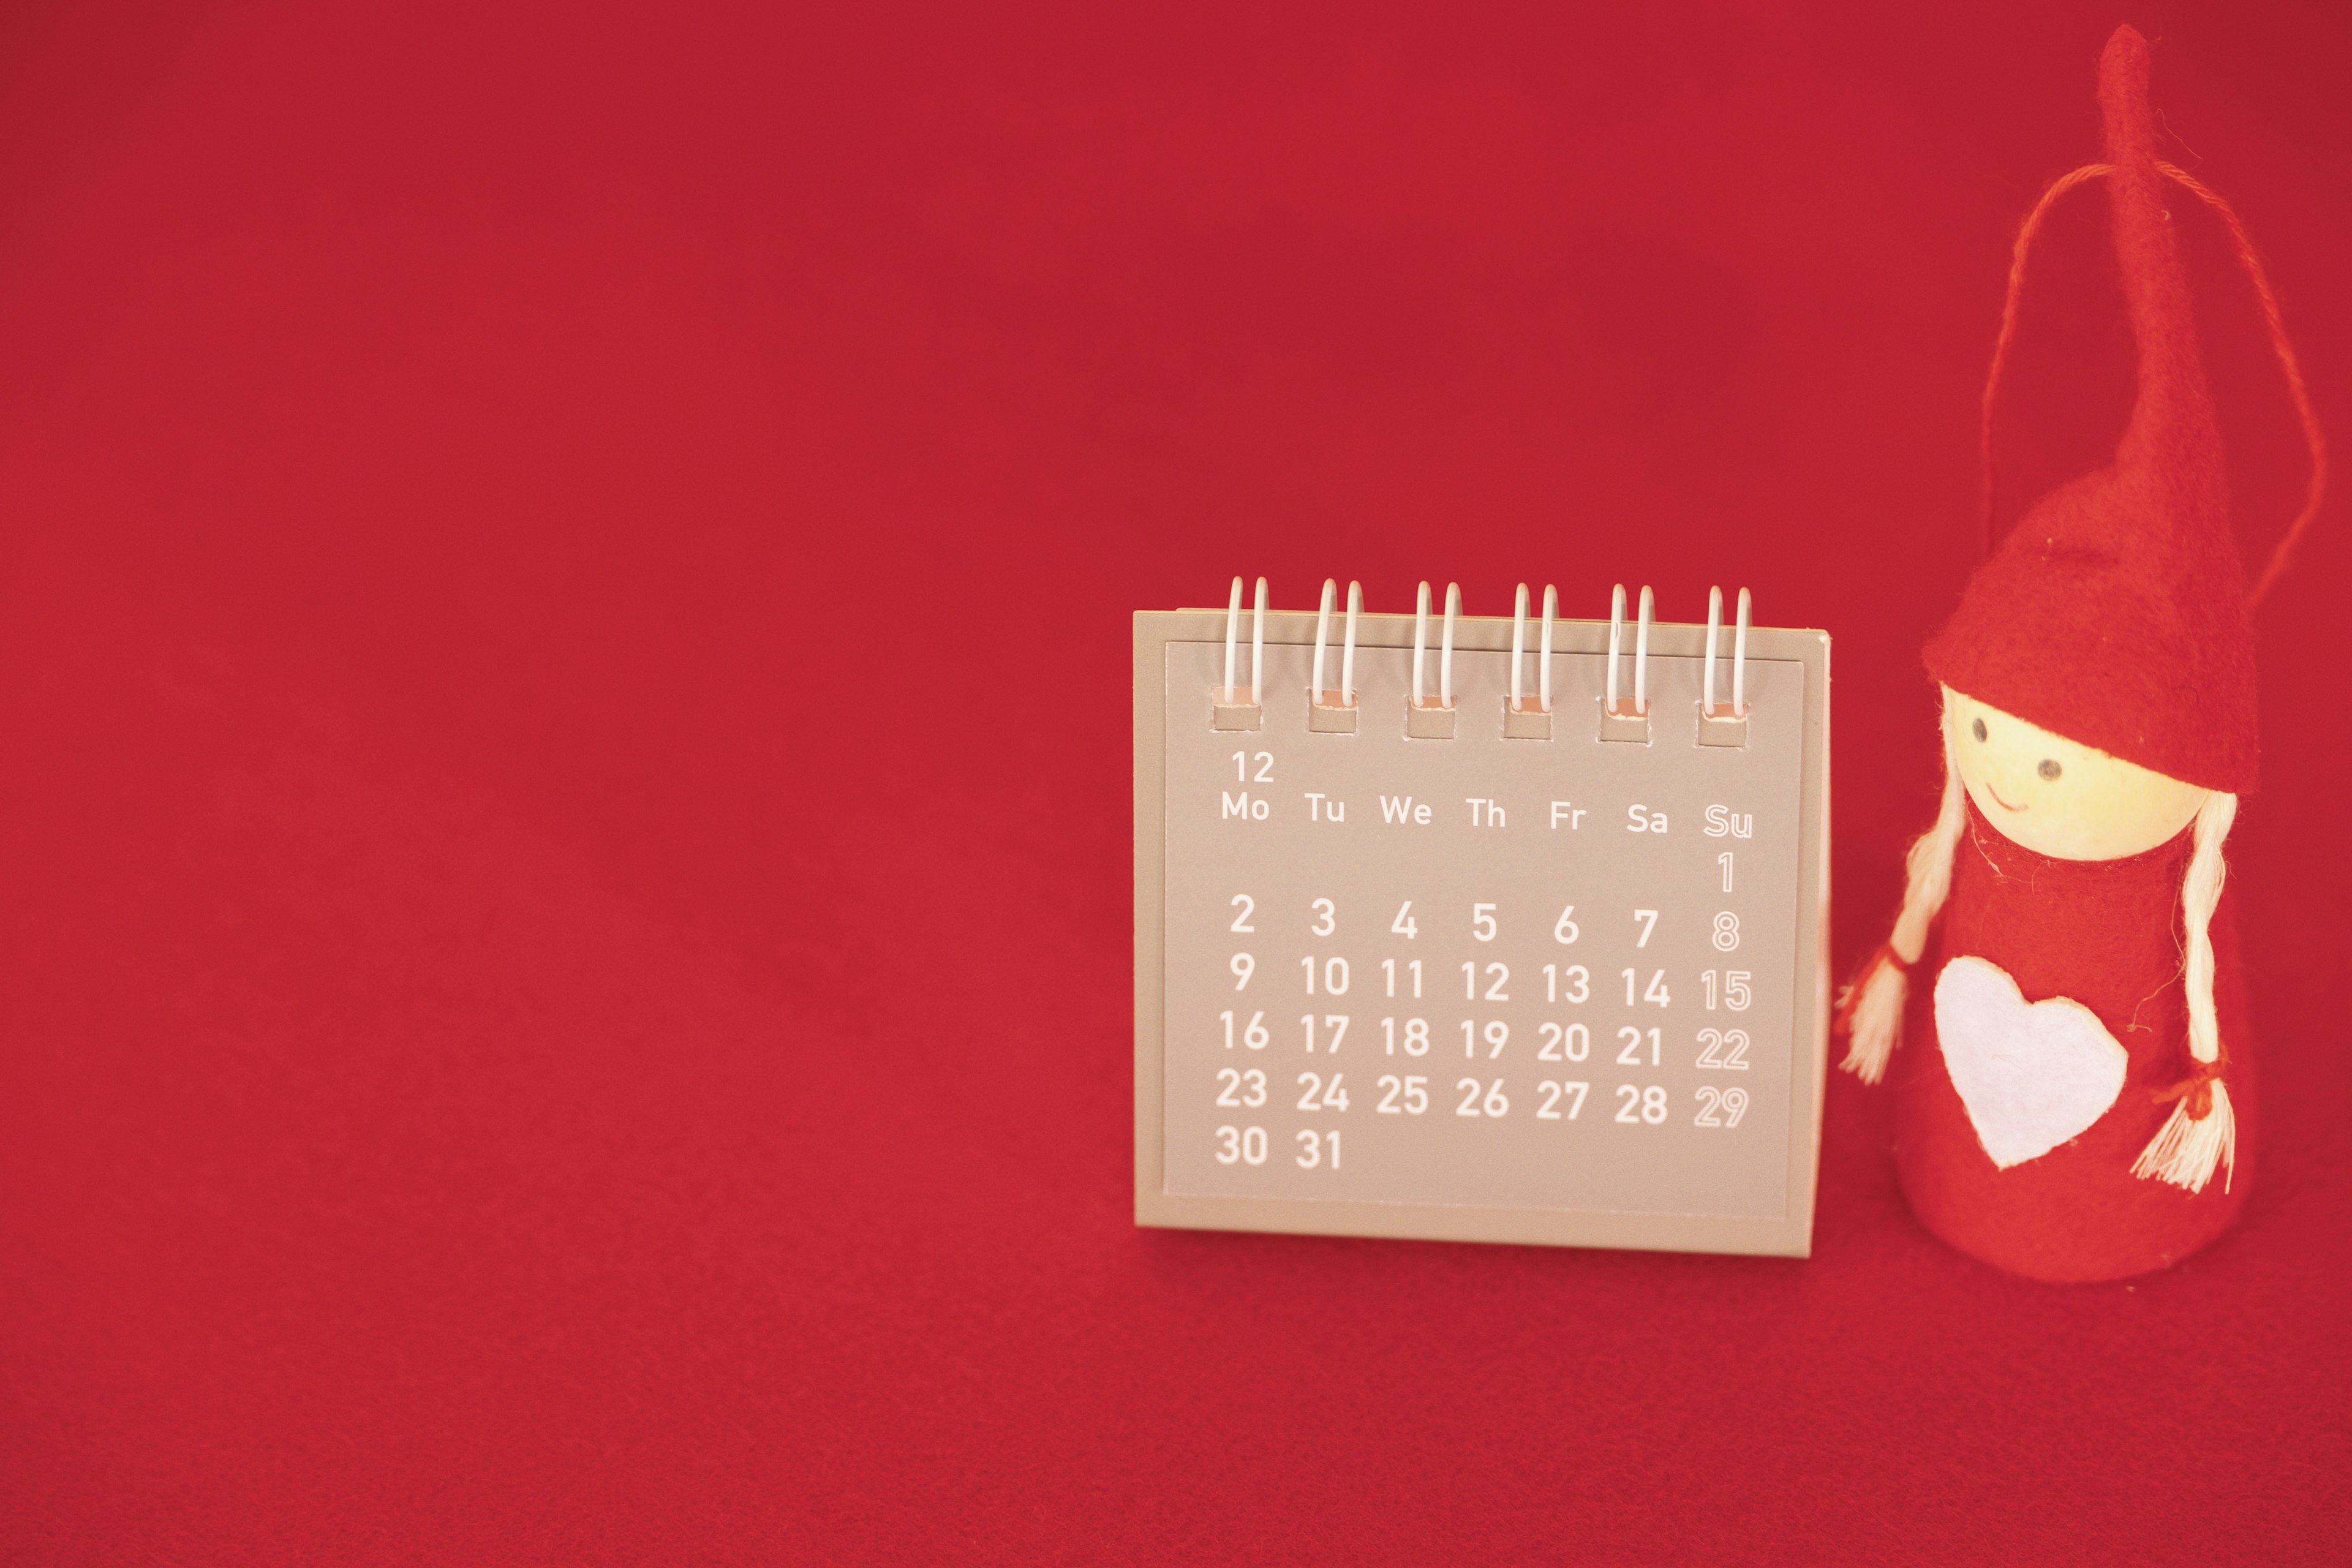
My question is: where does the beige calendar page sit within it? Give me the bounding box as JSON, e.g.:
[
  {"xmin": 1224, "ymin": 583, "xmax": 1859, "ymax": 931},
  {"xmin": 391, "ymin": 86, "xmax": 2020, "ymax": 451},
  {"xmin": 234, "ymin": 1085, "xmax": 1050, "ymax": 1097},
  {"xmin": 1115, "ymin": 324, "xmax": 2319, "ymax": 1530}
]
[{"xmin": 1133, "ymin": 608, "xmax": 1830, "ymax": 1256}]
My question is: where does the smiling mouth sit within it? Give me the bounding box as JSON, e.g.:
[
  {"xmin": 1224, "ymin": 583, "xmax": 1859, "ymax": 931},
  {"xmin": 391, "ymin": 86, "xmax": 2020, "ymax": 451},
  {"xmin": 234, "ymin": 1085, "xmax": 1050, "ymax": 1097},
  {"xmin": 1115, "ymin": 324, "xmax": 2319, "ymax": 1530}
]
[{"xmin": 1985, "ymin": 784, "xmax": 2027, "ymax": 813}]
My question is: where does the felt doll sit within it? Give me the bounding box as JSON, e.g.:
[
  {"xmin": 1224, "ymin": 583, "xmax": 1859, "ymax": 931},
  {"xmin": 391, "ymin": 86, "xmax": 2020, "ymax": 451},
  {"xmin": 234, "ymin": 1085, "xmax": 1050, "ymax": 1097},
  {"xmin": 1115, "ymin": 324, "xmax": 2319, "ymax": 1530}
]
[{"xmin": 1835, "ymin": 26, "xmax": 2326, "ymax": 1284}]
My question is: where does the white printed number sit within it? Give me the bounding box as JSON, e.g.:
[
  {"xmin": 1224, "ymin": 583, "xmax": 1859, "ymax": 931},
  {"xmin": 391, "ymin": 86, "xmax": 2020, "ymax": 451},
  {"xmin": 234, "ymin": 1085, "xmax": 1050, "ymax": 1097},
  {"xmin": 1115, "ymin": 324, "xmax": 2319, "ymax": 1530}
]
[
  {"xmin": 1296, "ymin": 1072, "xmax": 1350, "ymax": 1112},
  {"xmin": 1302, "ymin": 956, "xmax": 1350, "ymax": 995},
  {"xmin": 1376, "ymin": 1074, "xmax": 1430, "ymax": 1114},
  {"xmin": 1713, "ymin": 912, "xmax": 1741, "ymax": 952},
  {"xmin": 1219, "ymin": 1010, "xmax": 1269, "ymax": 1050},
  {"xmin": 1621, "ymin": 968, "xmax": 1670, "ymax": 1006},
  {"xmin": 1535, "ymin": 1080, "xmax": 1591, "ymax": 1120},
  {"xmin": 1695, "ymin": 1028, "xmax": 1750, "ymax": 1069},
  {"xmin": 1455, "ymin": 1078, "xmax": 1510, "ymax": 1117},
  {"xmin": 1215, "ymin": 1125, "xmax": 1269, "ymax": 1165},
  {"xmin": 1544, "ymin": 964, "xmax": 1590, "ymax": 1004},
  {"xmin": 1296, "ymin": 1129, "xmax": 1342, "ymax": 1169},
  {"xmin": 1695, "ymin": 1087, "xmax": 1749, "ymax": 1127},
  {"xmin": 1461, "ymin": 1019, "xmax": 1509, "ymax": 1059},
  {"xmin": 1537, "ymin": 1022, "xmax": 1591, "ymax": 1062},
  {"xmin": 1463, "ymin": 962, "xmax": 1509, "ymax": 1001},
  {"xmin": 1615, "ymin": 1085, "xmax": 1669, "ymax": 1125},
  {"xmin": 1699, "ymin": 970, "xmax": 1752, "ymax": 1011},
  {"xmin": 1300, "ymin": 1014, "xmax": 1349, "ymax": 1053},
  {"xmin": 1382, "ymin": 1017, "xmax": 1431, "ymax": 1057},
  {"xmin": 1215, "ymin": 1067, "xmax": 1267, "ymax": 1107}
]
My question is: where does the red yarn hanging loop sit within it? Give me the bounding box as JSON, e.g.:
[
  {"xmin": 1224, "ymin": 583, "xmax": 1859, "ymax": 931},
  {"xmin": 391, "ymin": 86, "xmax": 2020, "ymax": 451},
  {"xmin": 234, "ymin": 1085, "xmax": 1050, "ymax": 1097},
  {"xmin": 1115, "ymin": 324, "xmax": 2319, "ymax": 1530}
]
[
  {"xmin": 1981, "ymin": 163, "xmax": 2114, "ymax": 555},
  {"xmin": 1979, "ymin": 160, "xmax": 2327, "ymax": 608},
  {"xmin": 2158, "ymin": 161, "xmax": 2331, "ymax": 607}
]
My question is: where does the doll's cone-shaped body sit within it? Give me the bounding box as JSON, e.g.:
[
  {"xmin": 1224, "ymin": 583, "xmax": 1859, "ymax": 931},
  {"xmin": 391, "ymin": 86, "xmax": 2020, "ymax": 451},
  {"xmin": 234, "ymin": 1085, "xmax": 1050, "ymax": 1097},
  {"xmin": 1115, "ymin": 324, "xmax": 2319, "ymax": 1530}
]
[
  {"xmin": 1894, "ymin": 28, "xmax": 2264, "ymax": 1279},
  {"xmin": 1892, "ymin": 804, "xmax": 2253, "ymax": 1283}
]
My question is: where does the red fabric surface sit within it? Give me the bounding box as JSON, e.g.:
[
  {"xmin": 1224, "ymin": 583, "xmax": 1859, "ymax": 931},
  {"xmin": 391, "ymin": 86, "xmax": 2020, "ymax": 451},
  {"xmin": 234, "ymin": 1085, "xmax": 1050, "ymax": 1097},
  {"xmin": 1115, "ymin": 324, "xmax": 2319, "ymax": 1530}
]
[
  {"xmin": 1893, "ymin": 803, "xmax": 2251, "ymax": 1283},
  {"xmin": 1926, "ymin": 27, "xmax": 2261, "ymax": 795},
  {"xmin": 3, "ymin": 3, "xmax": 2349, "ymax": 1562}
]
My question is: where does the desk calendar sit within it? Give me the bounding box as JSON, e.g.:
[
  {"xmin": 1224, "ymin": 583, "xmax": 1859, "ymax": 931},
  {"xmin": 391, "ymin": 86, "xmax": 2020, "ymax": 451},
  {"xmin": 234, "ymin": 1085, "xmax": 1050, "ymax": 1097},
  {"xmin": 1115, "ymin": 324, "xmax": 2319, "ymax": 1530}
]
[{"xmin": 1133, "ymin": 579, "xmax": 1830, "ymax": 1256}]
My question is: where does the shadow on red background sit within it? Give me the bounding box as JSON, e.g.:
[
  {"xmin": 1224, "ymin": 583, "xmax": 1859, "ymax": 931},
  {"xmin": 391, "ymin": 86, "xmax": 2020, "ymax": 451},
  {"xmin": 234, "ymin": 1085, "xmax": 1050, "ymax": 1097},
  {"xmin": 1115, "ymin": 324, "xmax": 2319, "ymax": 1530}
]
[{"xmin": 1, "ymin": 2, "xmax": 2345, "ymax": 1561}]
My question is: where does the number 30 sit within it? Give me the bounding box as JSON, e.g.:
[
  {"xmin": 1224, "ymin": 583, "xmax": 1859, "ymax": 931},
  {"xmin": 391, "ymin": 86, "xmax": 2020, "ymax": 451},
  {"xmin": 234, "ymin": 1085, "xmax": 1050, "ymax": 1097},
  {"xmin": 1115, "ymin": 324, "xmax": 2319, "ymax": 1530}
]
[{"xmin": 1215, "ymin": 1125, "xmax": 1268, "ymax": 1165}]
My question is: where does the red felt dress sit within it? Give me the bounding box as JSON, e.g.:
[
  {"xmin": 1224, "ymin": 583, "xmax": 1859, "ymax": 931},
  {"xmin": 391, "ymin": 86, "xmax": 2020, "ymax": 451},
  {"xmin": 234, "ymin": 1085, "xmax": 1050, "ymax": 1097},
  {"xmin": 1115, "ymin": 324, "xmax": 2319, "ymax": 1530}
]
[{"xmin": 1891, "ymin": 801, "xmax": 2253, "ymax": 1284}]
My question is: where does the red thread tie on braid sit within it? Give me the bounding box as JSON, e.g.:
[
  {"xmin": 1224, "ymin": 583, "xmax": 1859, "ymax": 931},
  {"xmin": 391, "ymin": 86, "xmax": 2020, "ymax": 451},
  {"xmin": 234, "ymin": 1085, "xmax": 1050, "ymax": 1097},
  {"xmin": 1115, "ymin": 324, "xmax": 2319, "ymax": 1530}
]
[
  {"xmin": 2151, "ymin": 1061, "xmax": 2225, "ymax": 1122},
  {"xmin": 1980, "ymin": 162, "xmax": 2328, "ymax": 605},
  {"xmin": 1831, "ymin": 943, "xmax": 1909, "ymax": 1049},
  {"xmin": 2150, "ymin": 1018, "xmax": 2231, "ymax": 1123}
]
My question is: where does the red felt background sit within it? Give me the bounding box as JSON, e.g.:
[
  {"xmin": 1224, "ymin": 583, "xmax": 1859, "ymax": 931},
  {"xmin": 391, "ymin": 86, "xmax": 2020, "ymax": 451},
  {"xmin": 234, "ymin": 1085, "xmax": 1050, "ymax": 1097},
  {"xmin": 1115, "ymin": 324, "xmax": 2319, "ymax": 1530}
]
[{"xmin": 2, "ymin": 2, "xmax": 2348, "ymax": 1562}]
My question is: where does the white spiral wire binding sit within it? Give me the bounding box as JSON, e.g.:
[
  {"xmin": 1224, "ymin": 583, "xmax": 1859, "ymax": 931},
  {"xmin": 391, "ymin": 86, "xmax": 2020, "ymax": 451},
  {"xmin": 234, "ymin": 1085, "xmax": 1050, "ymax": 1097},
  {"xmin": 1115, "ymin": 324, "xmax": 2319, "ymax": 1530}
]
[
  {"xmin": 1223, "ymin": 572, "xmax": 1736, "ymax": 722},
  {"xmin": 1510, "ymin": 584, "xmax": 1529, "ymax": 710},
  {"xmin": 1540, "ymin": 585, "xmax": 1556, "ymax": 713},
  {"xmin": 1342, "ymin": 581, "xmax": 1361, "ymax": 706},
  {"xmin": 1634, "ymin": 585, "xmax": 1653, "ymax": 717},
  {"xmin": 1251, "ymin": 576, "xmax": 1267, "ymax": 706},
  {"xmin": 1705, "ymin": 586, "xmax": 1724, "ymax": 714},
  {"xmin": 1606, "ymin": 584, "xmax": 1626, "ymax": 714},
  {"xmin": 1313, "ymin": 579, "xmax": 1336, "ymax": 703},
  {"xmin": 1223, "ymin": 576, "xmax": 1243, "ymax": 704},
  {"xmin": 1412, "ymin": 581, "xmax": 1432, "ymax": 707},
  {"xmin": 1441, "ymin": 583, "xmax": 1461, "ymax": 709},
  {"xmin": 1733, "ymin": 587, "xmax": 1751, "ymax": 718}
]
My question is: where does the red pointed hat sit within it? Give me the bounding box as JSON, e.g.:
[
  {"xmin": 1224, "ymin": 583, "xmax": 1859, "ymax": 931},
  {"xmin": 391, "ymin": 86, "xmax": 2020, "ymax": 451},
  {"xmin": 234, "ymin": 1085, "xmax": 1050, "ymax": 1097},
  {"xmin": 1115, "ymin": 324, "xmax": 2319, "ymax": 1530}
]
[{"xmin": 1924, "ymin": 26, "xmax": 2259, "ymax": 795}]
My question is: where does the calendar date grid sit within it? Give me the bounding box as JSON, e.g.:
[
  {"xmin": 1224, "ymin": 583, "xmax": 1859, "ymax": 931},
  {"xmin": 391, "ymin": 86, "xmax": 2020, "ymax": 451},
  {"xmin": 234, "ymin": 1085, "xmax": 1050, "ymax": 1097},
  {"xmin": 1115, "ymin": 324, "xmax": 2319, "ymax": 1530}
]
[{"xmin": 1204, "ymin": 887, "xmax": 1763, "ymax": 1177}]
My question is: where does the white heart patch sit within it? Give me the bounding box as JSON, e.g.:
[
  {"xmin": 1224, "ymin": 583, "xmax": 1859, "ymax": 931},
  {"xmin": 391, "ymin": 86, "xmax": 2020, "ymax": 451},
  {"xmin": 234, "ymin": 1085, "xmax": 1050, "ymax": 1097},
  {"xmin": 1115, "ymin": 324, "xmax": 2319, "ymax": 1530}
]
[{"xmin": 1934, "ymin": 956, "xmax": 2127, "ymax": 1169}]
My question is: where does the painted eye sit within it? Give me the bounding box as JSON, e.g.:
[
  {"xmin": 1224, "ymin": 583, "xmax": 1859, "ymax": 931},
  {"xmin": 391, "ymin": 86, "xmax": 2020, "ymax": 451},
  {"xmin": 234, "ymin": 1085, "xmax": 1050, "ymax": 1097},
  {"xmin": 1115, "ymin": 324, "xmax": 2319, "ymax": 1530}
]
[
  {"xmin": 1971, "ymin": 717, "xmax": 1988, "ymax": 742},
  {"xmin": 2038, "ymin": 758, "xmax": 2062, "ymax": 780}
]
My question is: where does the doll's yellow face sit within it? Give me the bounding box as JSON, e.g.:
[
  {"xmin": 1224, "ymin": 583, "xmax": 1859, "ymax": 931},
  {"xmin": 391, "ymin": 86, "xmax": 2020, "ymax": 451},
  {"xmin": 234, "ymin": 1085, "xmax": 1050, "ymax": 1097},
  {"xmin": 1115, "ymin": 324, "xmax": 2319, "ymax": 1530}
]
[{"xmin": 1941, "ymin": 686, "xmax": 2207, "ymax": 861}]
